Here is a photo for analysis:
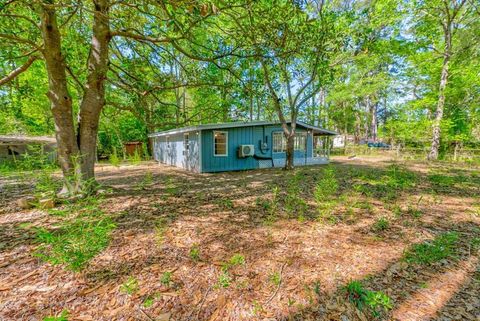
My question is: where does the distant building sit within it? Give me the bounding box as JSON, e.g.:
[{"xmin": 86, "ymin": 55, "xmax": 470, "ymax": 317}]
[
  {"xmin": 0, "ymin": 135, "xmax": 56, "ymax": 162},
  {"xmin": 149, "ymin": 121, "xmax": 337, "ymax": 173}
]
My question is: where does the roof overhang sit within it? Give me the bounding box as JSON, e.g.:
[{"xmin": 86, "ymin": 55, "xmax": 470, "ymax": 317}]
[{"xmin": 148, "ymin": 120, "xmax": 337, "ymax": 137}]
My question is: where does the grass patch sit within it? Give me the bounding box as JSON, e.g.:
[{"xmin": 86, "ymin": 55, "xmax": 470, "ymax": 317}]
[
  {"xmin": 372, "ymin": 217, "xmax": 390, "ymax": 232},
  {"xmin": 35, "ymin": 197, "xmax": 115, "ymax": 272},
  {"xmin": 404, "ymin": 232, "xmax": 459, "ymax": 265},
  {"xmin": 344, "ymin": 280, "xmax": 393, "ymax": 317}
]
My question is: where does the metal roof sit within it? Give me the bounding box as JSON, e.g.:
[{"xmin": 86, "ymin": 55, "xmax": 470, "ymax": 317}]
[
  {"xmin": 148, "ymin": 120, "xmax": 337, "ymax": 137},
  {"xmin": 0, "ymin": 135, "xmax": 56, "ymax": 145}
]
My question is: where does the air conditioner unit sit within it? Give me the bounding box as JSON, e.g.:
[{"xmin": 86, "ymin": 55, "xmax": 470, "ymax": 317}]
[{"xmin": 238, "ymin": 144, "xmax": 254, "ymax": 157}]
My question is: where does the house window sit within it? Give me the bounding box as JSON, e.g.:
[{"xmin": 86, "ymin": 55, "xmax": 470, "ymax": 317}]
[
  {"xmin": 273, "ymin": 132, "xmax": 306, "ymax": 152},
  {"xmin": 184, "ymin": 133, "xmax": 189, "ymax": 151},
  {"xmin": 214, "ymin": 131, "xmax": 228, "ymax": 156},
  {"xmin": 294, "ymin": 133, "xmax": 306, "ymax": 151},
  {"xmin": 272, "ymin": 132, "xmax": 286, "ymax": 153}
]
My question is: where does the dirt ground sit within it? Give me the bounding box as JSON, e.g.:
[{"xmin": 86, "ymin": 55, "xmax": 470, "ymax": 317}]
[{"xmin": 0, "ymin": 156, "xmax": 479, "ymax": 321}]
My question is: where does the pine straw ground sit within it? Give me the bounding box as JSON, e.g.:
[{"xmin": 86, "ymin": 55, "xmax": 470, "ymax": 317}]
[{"xmin": 0, "ymin": 157, "xmax": 479, "ymax": 321}]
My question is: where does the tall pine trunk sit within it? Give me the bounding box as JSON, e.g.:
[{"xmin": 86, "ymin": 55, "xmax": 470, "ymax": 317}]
[{"xmin": 428, "ymin": 16, "xmax": 452, "ymax": 161}]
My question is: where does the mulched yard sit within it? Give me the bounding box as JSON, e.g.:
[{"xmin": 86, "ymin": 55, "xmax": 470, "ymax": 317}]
[{"xmin": 0, "ymin": 157, "xmax": 479, "ymax": 321}]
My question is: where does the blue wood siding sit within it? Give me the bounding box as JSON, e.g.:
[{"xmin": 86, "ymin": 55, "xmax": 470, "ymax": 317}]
[
  {"xmin": 200, "ymin": 125, "xmax": 310, "ymax": 172},
  {"xmin": 153, "ymin": 124, "xmax": 329, "ymax": 173}
]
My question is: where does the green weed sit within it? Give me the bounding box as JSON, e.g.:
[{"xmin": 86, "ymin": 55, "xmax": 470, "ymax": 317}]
[
  {"xmin": 189, "ymin": 244, "xmax": 201, "ymax": 261},
  {"xmin": 35, "ymin": 214, "xmax": 115, "ymax": 272},
  {"xmin": 216, "ymin": 271, "xmax": 232, "ymax": 288},
  {"xmin": 42, "ymin": 310, "xmax": 68, "ymax": 321},
  {"xmin": 372, "ymin": 217, "xmax": 390, "ymax": 232},
  {"xmin": 269, "ymin": 271, "xmax": 281, "ymax": 286},
  {"xmin": 109, "ymin": 147, "xmax": 121, "ymax": 167},
  {"xmin": 344, "ymin": 280, "xmax": 393, "ymax": 317},
  {"xmin": 136, "ymin": 171, "xmax": 153, "ymax": 190},
  {"xmin": 404, "ymin": 232, "xmax": 459, "ymax": 265},
  {"xmin": 120, "ymin": 276, "xmax": 139, "ymax": 295},
  {"xmin": 161, "ymin": 271, "xmax": 172, "ymax": 286}
]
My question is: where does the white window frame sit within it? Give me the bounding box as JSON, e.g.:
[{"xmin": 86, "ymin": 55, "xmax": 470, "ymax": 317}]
[
  {"xmin": 272, "ymin": 132, "xmax": 286, "ymax": 153},
  {"xmin": 213, "ymin": 131, "xmax": 228, "ymax": 157},
  {"xmin": 294, "ymin": 132, "xmax": 307, "ymax": 151}
]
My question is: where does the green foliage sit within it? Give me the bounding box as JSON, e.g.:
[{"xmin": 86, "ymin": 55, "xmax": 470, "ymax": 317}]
[
  {"xmin": 372, "ymin": 217, "xmax": 390, "ymax": 232},
  {"xmin": 35, "ymin": 197, "xmax": 115, "ymax": 271},
  {"xmin": 314, "ymin": 166, "xmax": 339, "ymax": 221},
  {"xmin": 109, "ymin": 147, "xmax": 121, "ymax": 167},
  {"xmin": 216, "ymin": 271, "xmax": 232, "ymax": 288},
  {"xmin": 268, "ymin": 271, "xmax": 281, "ymax": 286},
  {"xmin": 284, "ymin": 172, "xmax": 308, "ymax": 218},
  {"xmin": 128, "ymin": 147, "xmax": 143, "ymax": 165},
  {"xmin": 221, "ymin": 253, "xmax": 245, "ymax": 272},
  {"xmin": 161, "ymin": 271, "xmax": 172, "ymax": 286},
  {"xmin": 136, "ymin": 171, "xmax": 153, "ymax": 190},
  {"xmin": 404, "ymin": 232, "xmax": 459, "ymax": 265},
  {"xmin": 344, "ymin": 280, "xmax": 393, "ymax": 317},
  {"xmin": 216, "ymin": 198, "xmax": 234, "ymax": 209},
  {"xmin": 120, "ymin": 276, "xmax": 139, "ymax": 295},
  {"xmin": 42, "ymin": 310, "xmax": 68, "ymax": 321},
  {"xmin": 189, "ymin": 244, "xmax": 201, "ymax": 262}
]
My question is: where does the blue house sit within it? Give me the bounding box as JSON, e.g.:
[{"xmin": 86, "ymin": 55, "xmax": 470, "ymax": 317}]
[{"xmin": 148, "ymin": 121, "xmax": 336, "ymax": 173}]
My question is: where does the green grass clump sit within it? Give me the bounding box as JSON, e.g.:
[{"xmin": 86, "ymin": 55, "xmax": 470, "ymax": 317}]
[
  {"xmin": 161, "ymin": 271, "xmax": 172, "ymax": 286},
  {"xmin": 189, "ymin": 244, "xmax": 201, "ymax": 261},
  {"xmin": 344, "ymin": 280, "xmax": 393, "ymax": 317},
  {"xmin": 35, "ymin": 216, "xmax": 115, "ymax": 272},
  {"xmin": 120, "ymin": 276, "xmax": 139, "ymax": 295},
  {"xmin": 43, "ymin": 310, "xmax": 68, "ymax": 321},
  {"xmin": 35, "ymin": 197, "xmax": 115, "ymax": 272},
  {"xmin": 404, "ymin": 232, "xmax": 459, "ymax": 265},
  {"xmin": 216, "ymin": 271, "xmax": 232, "ymax": 288},
  {"xmin": 372, "ymin": 217, "xmax": 390, "ymax": 232}
]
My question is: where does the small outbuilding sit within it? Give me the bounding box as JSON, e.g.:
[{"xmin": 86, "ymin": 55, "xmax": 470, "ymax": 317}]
[
  {"xmin": 148, "ymin": 121, "xmax": 336, "ymax": 173},
  {"xmin": 0, "ymin": 135, "xmax": 57, "ymax": 162}
]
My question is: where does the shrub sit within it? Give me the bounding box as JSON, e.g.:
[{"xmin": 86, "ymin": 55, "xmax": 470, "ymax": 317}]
[{"xmin": 404, "ymin": 232, "xmax": 459, "ymax": 265}]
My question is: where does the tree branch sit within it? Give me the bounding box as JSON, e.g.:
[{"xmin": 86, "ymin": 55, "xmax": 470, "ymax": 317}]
[{"xmin": 0, "ymin": 55, "xmax": 40, "ymax": 86}]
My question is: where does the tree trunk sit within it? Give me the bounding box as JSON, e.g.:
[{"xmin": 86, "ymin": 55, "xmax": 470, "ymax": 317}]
[
  {"xmin": 40, "ymin": 2, "xmax": 80, "ymax": 194},
  {"xmin": 77, "ymin": 0, "xmax": 111, "ymax": 185},
  {"xmin": 285, "ymin": 132, "xmax": 295, "ymax": 170},
  {"xmin": 428, "ymin": 21, "xmax": 452, "ymax": 161}
]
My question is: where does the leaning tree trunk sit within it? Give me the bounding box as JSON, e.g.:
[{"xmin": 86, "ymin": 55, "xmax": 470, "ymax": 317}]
[
  {"xmin": 40, "ymin": 2, "xmax": 81, "ymax": 194},
  {"xmin": 77, "ymin": 0, "xmax": 111, "ymax": 185},
  {"xmin": 428, "ymin": 25, "xmax": 452, "ymax": 161}
]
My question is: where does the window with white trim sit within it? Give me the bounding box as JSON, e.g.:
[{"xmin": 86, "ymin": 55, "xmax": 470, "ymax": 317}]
[
  {"xmin": 272, "ymin": 132, "xmax": 286, "ymax": 153},
  {"xmin": 294, "ymin": 133, "xmax": 307, "ymax": 151},
  {"xmin": 213, "ymin": 131, "xmax": 228, "ymax": 156}
]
